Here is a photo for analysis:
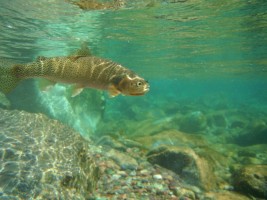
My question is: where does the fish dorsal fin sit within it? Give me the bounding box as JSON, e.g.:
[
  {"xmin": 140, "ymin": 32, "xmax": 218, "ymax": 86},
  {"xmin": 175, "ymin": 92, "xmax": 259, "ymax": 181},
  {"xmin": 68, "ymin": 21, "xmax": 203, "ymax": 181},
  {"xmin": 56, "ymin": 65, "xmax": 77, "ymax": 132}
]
[
  {"xmin": 68, "ymin": 42, "xmax": 93, "ymax": 61},
  {"xmin": 74, "ymin": 42, "xmax": 92, "ymax": 57}
]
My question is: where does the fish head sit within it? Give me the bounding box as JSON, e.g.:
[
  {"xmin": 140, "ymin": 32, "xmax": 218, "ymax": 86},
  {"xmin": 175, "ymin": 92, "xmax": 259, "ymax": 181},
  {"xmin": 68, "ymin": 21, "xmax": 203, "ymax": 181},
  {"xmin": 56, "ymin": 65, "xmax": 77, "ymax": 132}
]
[{"xmin": 117, "ymin": 74, "xmax": 149, "ymax": 96}]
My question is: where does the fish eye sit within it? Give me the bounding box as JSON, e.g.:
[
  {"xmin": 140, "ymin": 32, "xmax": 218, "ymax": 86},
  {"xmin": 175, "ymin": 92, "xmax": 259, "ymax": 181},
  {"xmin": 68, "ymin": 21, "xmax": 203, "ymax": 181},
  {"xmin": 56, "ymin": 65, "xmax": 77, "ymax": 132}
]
[{"xmin": 136, "ymin": 82, "xmax": 142, "ymax": 86}]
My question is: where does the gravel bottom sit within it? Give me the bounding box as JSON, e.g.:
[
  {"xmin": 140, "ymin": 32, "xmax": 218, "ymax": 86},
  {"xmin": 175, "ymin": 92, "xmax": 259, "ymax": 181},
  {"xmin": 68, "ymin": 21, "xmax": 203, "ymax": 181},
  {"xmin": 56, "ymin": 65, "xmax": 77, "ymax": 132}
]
[{"xmin": 88, "ymin": 145, "xmax": 198, "ymax": 200}]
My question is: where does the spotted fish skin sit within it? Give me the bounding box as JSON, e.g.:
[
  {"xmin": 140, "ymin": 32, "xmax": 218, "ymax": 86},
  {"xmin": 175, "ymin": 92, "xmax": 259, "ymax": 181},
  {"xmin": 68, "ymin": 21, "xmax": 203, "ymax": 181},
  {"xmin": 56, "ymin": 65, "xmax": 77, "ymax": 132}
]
[{"xmin": 1, "ymin": 55, "xmax": 149, "ymax": 97}]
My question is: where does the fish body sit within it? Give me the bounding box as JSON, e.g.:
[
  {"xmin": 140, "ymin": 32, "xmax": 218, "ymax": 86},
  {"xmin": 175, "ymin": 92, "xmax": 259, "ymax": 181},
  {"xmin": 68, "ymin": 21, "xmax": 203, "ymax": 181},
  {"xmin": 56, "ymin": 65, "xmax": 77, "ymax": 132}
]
[{"xmin": 0, "ymin": 55, "xmax": 149, "ymax": 97}]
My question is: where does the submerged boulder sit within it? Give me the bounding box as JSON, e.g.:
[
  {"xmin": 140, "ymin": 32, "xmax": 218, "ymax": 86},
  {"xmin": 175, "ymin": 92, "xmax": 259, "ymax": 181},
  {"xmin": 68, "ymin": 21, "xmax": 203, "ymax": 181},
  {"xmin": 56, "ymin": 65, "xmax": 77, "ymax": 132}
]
[
  {"xmin": 233, "ymin": 122, "xmax": 267, "ymax": 146},
  {"xmin": 146, "ymin": 146, "xmax": 216, "ymax": 191},
  {"xmin": 0, "ymin": 108, "xmax": 100, "ymax": 199},
  {"xmin": 106, "ymin": 149, "xmax": 138, "ymax": 170},
  {"xmin": 179, "ymin": 111, "xmax": 207, "ymax": 133},
  {"xmin": 232, "ymin": 165, "xmax": 267, "ymax": 199},
  {"xmin": 205, "ymin": 191, "xmax": 250, "ymax": 200}
]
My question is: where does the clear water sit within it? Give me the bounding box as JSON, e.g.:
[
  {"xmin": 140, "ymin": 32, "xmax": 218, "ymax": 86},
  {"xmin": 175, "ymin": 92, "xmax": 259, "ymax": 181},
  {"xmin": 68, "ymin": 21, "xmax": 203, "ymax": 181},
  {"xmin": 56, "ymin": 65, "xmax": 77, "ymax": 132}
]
[
  {"xmin": 1, "ymin": 0, "xmax": 267, "ymax": 196},
  {"xmin": 1, "ymin": 0, "xmax": 266, "ymax": 77}
]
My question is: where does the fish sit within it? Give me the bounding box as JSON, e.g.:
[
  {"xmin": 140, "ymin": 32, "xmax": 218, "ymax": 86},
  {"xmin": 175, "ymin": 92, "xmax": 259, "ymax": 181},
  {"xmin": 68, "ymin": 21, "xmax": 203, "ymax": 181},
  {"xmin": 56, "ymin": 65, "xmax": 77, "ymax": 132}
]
[{"xmin": 0, "ymin": 54, "xmax": 149, "ymax": 97}]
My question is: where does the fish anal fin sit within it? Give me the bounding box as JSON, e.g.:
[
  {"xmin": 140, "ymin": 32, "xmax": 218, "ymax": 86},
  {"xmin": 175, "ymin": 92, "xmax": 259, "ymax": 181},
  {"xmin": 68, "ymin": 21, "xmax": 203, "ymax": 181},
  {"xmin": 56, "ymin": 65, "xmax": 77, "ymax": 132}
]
[
  {"xmin": 38, "ymin": 79, "xmax": 56, "ymax": 91},
  {"xmin": 108, "ymin": 84, "xmax": 120, "ymax": 98},
  {"xmin": 71, "ymin": 84, "xmax": 84, "ymax": 97}
]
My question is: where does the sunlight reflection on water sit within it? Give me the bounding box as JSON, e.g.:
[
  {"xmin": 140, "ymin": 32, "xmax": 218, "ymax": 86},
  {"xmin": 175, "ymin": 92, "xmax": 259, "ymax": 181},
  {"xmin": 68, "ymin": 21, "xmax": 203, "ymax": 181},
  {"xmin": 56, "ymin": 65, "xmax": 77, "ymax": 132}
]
[{"xmin": 0, "ymin": 0, "xmax": 266, "ymax": 78}]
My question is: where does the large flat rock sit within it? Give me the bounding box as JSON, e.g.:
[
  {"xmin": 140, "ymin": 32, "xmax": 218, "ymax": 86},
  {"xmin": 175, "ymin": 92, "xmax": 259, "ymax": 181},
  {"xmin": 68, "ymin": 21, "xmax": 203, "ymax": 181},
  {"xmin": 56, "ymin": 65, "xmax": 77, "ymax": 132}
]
[{"xmin": 0, "ymin": 108, "xmax": 99, "ymax": 199}]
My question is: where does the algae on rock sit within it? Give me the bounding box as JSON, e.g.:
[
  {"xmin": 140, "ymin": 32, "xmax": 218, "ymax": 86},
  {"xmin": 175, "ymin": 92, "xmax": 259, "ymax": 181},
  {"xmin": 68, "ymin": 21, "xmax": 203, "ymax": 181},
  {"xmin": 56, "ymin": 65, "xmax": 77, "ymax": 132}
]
[{"xmin": 232, "ymin": 165, "xmax": 267, "ymax": 199}]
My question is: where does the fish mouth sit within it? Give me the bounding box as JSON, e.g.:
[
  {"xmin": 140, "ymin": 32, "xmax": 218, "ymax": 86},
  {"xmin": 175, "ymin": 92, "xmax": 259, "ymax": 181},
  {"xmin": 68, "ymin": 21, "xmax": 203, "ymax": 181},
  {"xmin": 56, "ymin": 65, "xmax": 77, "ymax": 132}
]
[
  {"xmin": 143, "ymin": 86, "xmax": 149, "ymax": 93},
  {"xmin": 144, "ymin": 84, "xmax": 150, "ymax": 92},
  {"xmin": 130, "ymin": 85, "xmax": 150, "ymax": 96}
]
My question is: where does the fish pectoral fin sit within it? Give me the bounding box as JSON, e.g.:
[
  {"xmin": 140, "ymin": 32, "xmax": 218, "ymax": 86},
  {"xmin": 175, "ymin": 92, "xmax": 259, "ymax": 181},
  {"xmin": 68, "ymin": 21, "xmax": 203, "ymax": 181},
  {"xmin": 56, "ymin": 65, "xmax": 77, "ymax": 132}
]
[
  {"xmin": 108, "ymin": 84, "xmax": 120, "ymax": 98},
  {"xmin": 71, "ymin": 84, "xmax": 84, "ymax": 97},
  {"xmin": 38, "ymin": 79, "xmax": 56, "ymax": 92}
]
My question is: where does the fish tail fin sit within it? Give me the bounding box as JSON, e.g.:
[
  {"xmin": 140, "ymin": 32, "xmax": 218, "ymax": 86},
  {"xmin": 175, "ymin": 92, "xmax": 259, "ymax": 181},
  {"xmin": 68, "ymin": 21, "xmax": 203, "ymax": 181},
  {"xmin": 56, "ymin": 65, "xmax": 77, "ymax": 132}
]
[{"xmin": 0, "ymin": 65, "xmax": 22, "ymax": 94}]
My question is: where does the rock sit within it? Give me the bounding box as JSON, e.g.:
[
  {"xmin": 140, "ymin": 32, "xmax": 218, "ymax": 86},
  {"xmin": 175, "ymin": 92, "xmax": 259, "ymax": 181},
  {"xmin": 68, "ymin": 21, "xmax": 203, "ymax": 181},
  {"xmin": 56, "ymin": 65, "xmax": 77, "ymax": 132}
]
[
  {"xmin": 205, "ymin": 191, "xmax": 250, "ymax": 200},
  {"xmin": 120, "ymin": 139, "xmax": 144, "ymax": 149},
  {"xmin": 234, "ymin": 144, "xmax": 267, "ymax": 165},
  {"xmin": 230, "ymin": 119, "xmax": 246, "ymax": 129},
  {"xmin": 111, "ymin": 174, "xmax": 121, "ymax": 180},
  {"xmin": 96, "ymin": 135, "xmax": 127, "ymax": 151},
  {"xmin": 106, "ymin": 149, "xmax": 138, "ymax": 170},
  {"xmin": 129, "ymin": 170, "xmax": 136, "ymax": 176},
  {"xmin": 172, "ymin": 187, "xmax": 195, "ymax": 200},
  {"xmin": 0, "ymin": 109, "xmax": 100, "ymax": 199},
  {"xmin": 207, "ymin": 112, "xmax": 228, "ymax": 128},
  {"xmin": 239, "ymin": 156, "xmax": 262, "ymax": 165},
  {"xmin": 153, "ymin": 174, "xmax": 163, "ymax": 180},
  {"xmin": 232, "ymin": 165, "xmax": 267, "ymax": 198},
  {"xmin": 234, "ymin": 125, "xmax": 267, "ymax": 146},
  {"xmin": 139, "ymin": 169, "xmax": 150, "ymax": 176},
  {"xmin": 134, "ymin": 130, "xmax": 207, "ymax": 149},
  {"xmin": 179, "ymin": 111, "xmax": 207, "ymax": 133},
  {"xmin": 117, "ymin": 170, "xmax": 127, "ymax": 177},
  {"xmin": 146, "ymin": 146, "xmax": 216, "ymax": 191}
]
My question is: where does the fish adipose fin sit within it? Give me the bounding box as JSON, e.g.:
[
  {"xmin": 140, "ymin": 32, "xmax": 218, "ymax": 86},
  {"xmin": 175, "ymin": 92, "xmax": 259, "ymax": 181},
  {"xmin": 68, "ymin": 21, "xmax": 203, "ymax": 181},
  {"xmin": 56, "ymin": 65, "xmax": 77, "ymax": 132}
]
[
  {"xmin": 108, "ymin": 84, "xmax": 121, "ymax": 97},
  {"xmin": 0, "ymin": 65, "xmax": 22, "ymax": 94}
]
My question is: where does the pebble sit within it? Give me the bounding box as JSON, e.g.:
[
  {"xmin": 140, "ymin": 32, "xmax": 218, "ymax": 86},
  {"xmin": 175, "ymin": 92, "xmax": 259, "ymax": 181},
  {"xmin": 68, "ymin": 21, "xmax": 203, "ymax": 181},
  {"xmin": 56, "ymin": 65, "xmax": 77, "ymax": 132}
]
[
  {"xmin": 140, "ymin": 169, "xmax": 150, "ymax": 176},
  {"xmin": 117, "ymin": 170, "xmax": 127, "ymax": 176},
  {"xmin": 153, "ymin": 183, "xmax": 164, "ymax": 190},
  {"xmin": 129, "ymin": 170, "xmax": 137, "ymax": 176},
  {"xmin": 111, "ymin": 174, "xmax": 121, "ymax": 180},
  {"xmin": 153, "ymin": 174, "xmax": 163, "ymax": 180}
]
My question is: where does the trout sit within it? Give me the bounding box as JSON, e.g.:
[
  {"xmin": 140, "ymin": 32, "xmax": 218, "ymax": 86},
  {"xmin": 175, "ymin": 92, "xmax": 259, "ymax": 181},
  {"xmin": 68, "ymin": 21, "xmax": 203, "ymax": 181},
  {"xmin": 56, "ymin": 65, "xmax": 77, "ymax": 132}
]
[{"xmin": 0, "ymin": 55, "xmax": 149, "ymax": 97}]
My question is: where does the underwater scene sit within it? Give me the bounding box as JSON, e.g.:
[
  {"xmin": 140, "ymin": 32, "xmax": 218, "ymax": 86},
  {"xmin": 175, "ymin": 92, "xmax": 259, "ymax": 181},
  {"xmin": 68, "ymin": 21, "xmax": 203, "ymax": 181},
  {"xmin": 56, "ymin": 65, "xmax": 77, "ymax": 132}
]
[{"xmin": 0, "ymin": 0, "xmax": 267, "ymax": 199}]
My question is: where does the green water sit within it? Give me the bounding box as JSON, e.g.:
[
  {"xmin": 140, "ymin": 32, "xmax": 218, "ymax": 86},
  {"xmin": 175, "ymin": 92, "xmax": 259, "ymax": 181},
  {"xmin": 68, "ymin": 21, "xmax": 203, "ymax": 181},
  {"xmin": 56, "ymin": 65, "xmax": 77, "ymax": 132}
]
[
  {"xmin": 0, "ymin": 0, "xmax": 266, "ymax": 133},
  {"xmin": 1, "ymin": 0, "xmax": 267, "ymax": 198},
  {"xmin": 1, "ymin": 0, "xmax": 266, "ymax": 135}
]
